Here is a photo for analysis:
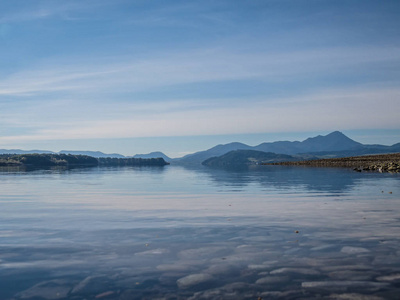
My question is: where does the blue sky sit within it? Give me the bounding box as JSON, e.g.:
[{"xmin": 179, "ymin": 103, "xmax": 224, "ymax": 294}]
[{"xmin": 1, "ymin": 0, "xmax": 399, "ymax": 157}]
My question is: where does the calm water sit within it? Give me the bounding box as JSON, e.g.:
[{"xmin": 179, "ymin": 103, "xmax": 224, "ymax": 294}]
[{"xmin": 1, "ymin": 165, "xmax": 400, "ymax": 299}]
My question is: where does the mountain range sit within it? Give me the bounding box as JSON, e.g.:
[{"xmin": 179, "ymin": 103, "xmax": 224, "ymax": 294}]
[
  {"xmin": 0, "ymin": 149, "xmax": 170, "ymax": 160},
  {"xmin": 1, "ymin": 131, "xmax": 399, "ymax": 166},
  {"xmin": 0, "ymin": 149, "xmax": 126, "ymax": 158},
  {"xmin": 172, "ymin": 131, "xmax": 400, "ymax": 165}
]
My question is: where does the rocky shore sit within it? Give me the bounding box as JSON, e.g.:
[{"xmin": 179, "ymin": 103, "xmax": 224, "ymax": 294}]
[{"xmin": 269, "ymin": 153, "xmax": 400, "ymax": 173}]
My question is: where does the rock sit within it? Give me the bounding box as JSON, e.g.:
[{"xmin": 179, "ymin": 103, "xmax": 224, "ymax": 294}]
[
  {"xmin": 95, "ymin": 291, "xmax": 114, "ymax": 298},
  {"xmin": 15, "ymin": 280, "xmax": 71, "ymax": 300},
  {"xmin": 135, "ymin": 248, "xmax": 169, "ymax": 256},
  {"xmin": 71, "ymin": 275, "xmax": 105, "ymax": 294},
  {"xmin": 248, "ymin": 264, "xmax": 271, "ymax": 270},
  {"xmin": 270, "ymin": 267, "xmax": 320, "ymax": 275},
  {"xmin": 177, "ymin": 273, "xmax": 213, "ymax": 288},
  {"xmin": 328, "ymin": 270, "xmax": 376, "ymax": 281},
  {"xmin": 205, "ymin": 264, "xmax": 239, "ymax": 275},
  {"xmin": 310, "ymin": 244, "xmax": 335, "ymax": 251},
  {"xmin": 376, "ymin": 273, "xmax": 400, "ymax": 281},
  {"xmin": 255, "ymin": 276, "xmax": 289, "ymax": 284},
  {"xmin": 260, "ymin": 290, "xmax": 304, "ymax": 298},
  {"xmin": 302, "ymin": 281, "xmax": 389, "ymax": 291},
  {"xmin": 157, "ymin": 264, "xmax": 194, "ymax": 272},
  {"xmin": 341, "ymin": 246, "xmax": 370, "ymax": 254},
  {"xmin": 326, "ymin": 293, "xmax": 384, "ymax": 299},
  {"xmin": 178, "ymin": 247, "xmax": 226, "ymax": 259},
  {"xmin": 221, "ymin": 282, "xmax": 254, "ymax": 292}
]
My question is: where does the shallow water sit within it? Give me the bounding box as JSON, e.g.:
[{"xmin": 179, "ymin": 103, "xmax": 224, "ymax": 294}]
[{"xmin": 1, "ymin": 165, "xmax": 400, "ymax": 299}]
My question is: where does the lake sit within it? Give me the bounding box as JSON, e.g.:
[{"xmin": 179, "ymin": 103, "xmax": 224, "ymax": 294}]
[{"xmin": 1, "ymin": 165, "xmax": 400, "ymax": 299}]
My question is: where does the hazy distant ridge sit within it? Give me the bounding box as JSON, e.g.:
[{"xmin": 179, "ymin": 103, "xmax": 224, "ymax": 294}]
[
  {"xmin": 1, "ymin": 131, "xmax": 399, "ymax": 165},
  {"xmin": 0, "ymin": 149, "xmax": 56, "ymax": 155},
  {"xmin": 59, "ymin": 150, "xmax": 126, "ymax": 158},
  {"xmin": 0, "ymin": 149, "xmax": 170, "ymax": 160}
]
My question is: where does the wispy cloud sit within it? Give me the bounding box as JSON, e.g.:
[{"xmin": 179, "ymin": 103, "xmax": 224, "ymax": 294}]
[
  {"xmin": 1, "ymin": 87, "xmax": 399, "ymax": 146},
  {"xmin": 0, "ymin": 1, "xmax": 112, "ymax": 24},
  {"xmin": 1, "ymin": 46, "xmax": 399, "ymax": 98},
  {"xmin": 1, "ymin": 1, "xmax": 399, "ymax": 151}
]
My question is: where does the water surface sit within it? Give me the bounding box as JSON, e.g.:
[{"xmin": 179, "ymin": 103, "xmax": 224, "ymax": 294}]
[{"xmin": 1, "ymin": 165, "xmax": 400, "ymax": 299}]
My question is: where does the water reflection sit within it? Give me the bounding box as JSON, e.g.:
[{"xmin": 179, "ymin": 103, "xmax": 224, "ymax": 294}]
[
  {"xmin": 189, "ymin": 164, "xmax": 400, "ymax": 194},
  {"xmin": 0, "ymin": 166, "xmax": 399, "ymax": 299}
]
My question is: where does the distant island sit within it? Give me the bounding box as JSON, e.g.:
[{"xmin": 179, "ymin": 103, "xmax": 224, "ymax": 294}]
[{"xmin": 0, "ymin": 154, "xmax": 169, "ymax": 168}]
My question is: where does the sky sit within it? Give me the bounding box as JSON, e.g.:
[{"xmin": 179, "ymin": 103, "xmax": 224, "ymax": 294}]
[{"xmin": 1, "ymin": 0, "xmax": 400, "ymax": 158}]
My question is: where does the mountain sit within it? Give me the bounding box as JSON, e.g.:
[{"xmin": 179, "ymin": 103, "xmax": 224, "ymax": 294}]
[
  {"xmin": 0, "ymin": 149, "xmax": 168, "ymax": 160},
  {"xmin": 59, "ymin": 150, "xmax": 126, "ymax": 158},
  {"xmin": 298, "ymin": 131, "xmax": 363, "ymax": 152},
  {"xmin": 0, "ymin": 149, "xmax": 55, "ymax": 155},
  {"xmin": 173, "ymin": 131, "xmax": 398, "ymax": 165},
  {"xmin": 173, "ymin": 142, "xmax": 252, "ymax": 165},
  {"xmin": 297, "ymin": 143, "xmax": 400, "ymax": 159},
  {"xmin": 202, "ymin": 150, "xmax": 298, "ymax": 167},
  {"xmin": 133, "ymin": 151, "xmax": 171, "ymax": 162},
  {"xmin": 254, "ymin": 131, "xmax": 362, "ymax": 154}
]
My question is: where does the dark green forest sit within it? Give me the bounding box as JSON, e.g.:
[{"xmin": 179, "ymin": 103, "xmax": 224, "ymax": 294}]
[
  {"xmin": 98, "ymin": 157, "xmax": 168, "ymax": 166},
  {"xmin": 0, "ymin": 154, "xmax": 169, "ymax": 168},
  {"xmin": 0, "ymin": 154, "xmax": 99, "ymax": 167},
  {"xmin": 202, "ymin": 150, "xmax": 297, "ymax": 167}
]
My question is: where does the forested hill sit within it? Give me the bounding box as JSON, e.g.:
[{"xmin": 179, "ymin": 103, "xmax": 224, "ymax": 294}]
[
  {"xmin": 97, "ymin": 157, "xmax": 168, "ymax": 166},
  {"xmin": 0, "ymin": 154, "xmax": 169, "ymax": 168},
  {"xmin": 202, "ymin": 150, "xmax": 297, "ymax": 167},
  {"xmin": 0, "ymin": 154, "xmax": 98, "ymax": 167}
]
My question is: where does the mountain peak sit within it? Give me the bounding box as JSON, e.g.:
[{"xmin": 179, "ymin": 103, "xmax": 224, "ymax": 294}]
[
  {"xmin": 301, "ymin": 131, "xmax": 362, "ymax": 152},
  {"xmin": 327, "ymin": 131, "xmax": 346, "ymax": 137}
]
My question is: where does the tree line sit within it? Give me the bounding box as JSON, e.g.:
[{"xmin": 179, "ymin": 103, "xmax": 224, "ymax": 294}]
[{"xmin": 0, "ymin": 154, "xmax": 169, "ymax": 167}]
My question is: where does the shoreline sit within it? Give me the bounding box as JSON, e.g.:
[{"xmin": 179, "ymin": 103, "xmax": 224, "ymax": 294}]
[{"xmin": 267, "ymin": 153, "xmax": 400, "ymax": 173}]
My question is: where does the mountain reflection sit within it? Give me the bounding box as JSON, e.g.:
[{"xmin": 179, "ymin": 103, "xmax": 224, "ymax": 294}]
[{"xmin": 186, "ymin": 164, "xmax": 386, "ymax": 193}]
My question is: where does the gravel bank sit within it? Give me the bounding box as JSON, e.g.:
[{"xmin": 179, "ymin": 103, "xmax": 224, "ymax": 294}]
[{"xmin": 268, "ymin": 153, "xmax": 400, "ymax": 172}]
